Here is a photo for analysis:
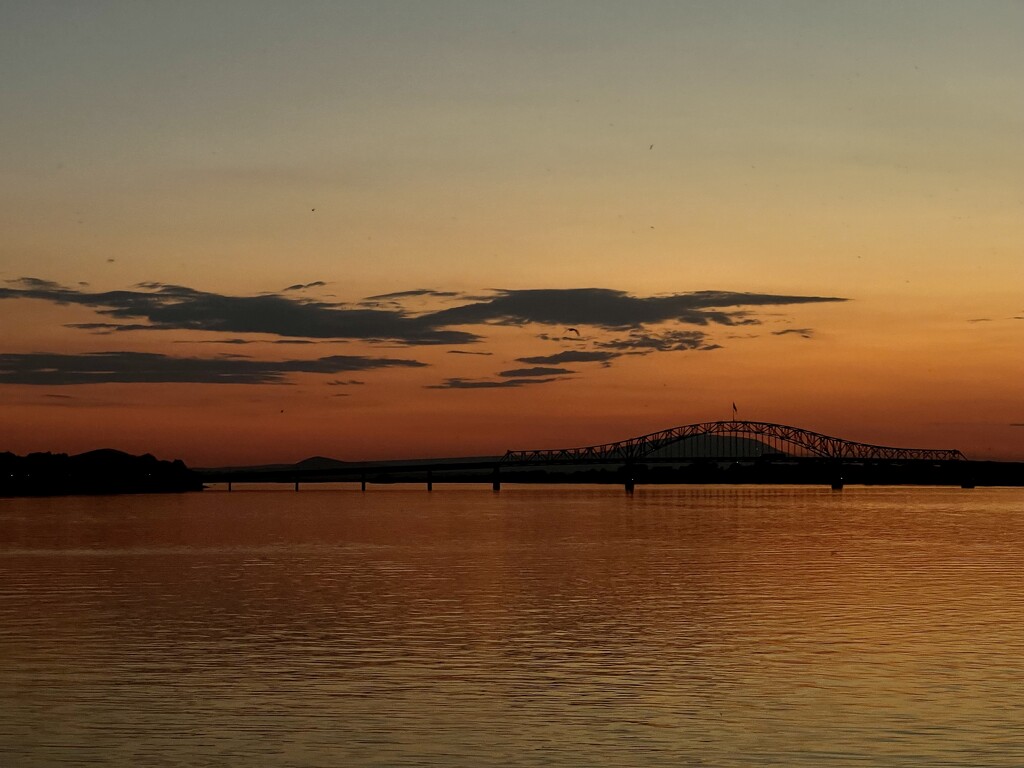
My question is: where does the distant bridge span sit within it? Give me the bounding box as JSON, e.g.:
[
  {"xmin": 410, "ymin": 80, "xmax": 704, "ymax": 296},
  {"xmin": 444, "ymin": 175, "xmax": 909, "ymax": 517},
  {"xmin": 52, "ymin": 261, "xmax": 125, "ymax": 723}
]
[
  {"xmin": 501, "ymin": 420, "xmax": 967, "ymax": 465},
  {"xmin": 202, "ymin": 420, "xmax": 974, "ymax": 491}
]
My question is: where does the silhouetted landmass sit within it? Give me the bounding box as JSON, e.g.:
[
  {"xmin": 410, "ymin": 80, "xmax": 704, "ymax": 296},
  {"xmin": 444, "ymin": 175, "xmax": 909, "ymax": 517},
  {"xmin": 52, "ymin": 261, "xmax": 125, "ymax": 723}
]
[{"xmin": 0, "ymin": 449, "xmax": 203, "ymax": 497}]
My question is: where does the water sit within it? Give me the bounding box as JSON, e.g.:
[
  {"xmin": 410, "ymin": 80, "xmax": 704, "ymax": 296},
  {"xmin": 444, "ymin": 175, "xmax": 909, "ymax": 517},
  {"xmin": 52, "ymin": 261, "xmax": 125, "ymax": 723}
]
[{"xmin": 2, "ymin": 485, "xmax": 1023, "ymax": 766}]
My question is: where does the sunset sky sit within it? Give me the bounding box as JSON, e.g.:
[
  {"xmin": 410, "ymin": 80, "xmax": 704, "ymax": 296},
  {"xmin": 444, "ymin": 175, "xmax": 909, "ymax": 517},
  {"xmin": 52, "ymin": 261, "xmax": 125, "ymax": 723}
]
[{"xmin": 2, "ymin": 1, "xmax": 1021, "ymax": 464}]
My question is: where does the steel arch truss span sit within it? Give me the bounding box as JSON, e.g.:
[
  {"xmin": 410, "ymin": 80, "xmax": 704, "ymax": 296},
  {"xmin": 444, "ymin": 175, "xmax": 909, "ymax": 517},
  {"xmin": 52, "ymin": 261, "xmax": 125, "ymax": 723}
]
[{"xmin": 501, "ymin": 420, "xmax": 966, "ymax": 465}]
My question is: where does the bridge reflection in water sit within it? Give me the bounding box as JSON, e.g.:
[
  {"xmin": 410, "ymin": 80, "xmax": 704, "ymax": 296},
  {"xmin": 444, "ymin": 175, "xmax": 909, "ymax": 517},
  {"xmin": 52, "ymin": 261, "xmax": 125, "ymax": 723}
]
[{"xmin": 200, "ymin": 420, "xmax": 981, "ymax": 492}]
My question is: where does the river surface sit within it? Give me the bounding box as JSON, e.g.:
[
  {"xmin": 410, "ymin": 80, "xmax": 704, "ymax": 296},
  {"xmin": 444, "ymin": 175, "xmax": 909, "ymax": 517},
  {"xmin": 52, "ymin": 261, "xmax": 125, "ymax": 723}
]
[{"xmin": 2, "ymin": 485, "xmax": 1023, "ymax": 767}]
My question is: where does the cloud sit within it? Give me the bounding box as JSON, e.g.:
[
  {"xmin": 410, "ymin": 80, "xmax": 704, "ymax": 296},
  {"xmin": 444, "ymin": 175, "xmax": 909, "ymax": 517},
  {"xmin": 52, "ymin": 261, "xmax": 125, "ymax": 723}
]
[
  {"xmin": 421, "ymin": 288, "xmax": 842, "ymax": 330},
  {"xmin": 426, "ymin": 377, "xmax": 562, "ymax": 389},
  {"xmin": 66, "ymin": 322, "xmax": 153, "ymax": 333},
  {"xmin": 0, "ymin": 352, "xmax": 425, "ymax": 385},
  {"xmin": 174, "ymin": 337, "xmax": 253, "ymax": 345},
  {"xmin": 2, "ymin": 279, "xmax": 478, "ymax": 346},
  {"xmin": 595, "ymin": 330, "xmax": 708, "ymax": 352},
  {"xmin": 0, "ymin": 279, "xmax": 844, "ymax": 348},
  {"xmin": 771, "ymin": 328, "xmax": 814, "ymax": 339},
  {"xmin": 365, "ymin": 289, "xmax": 461, "ymax": 300},
  {"xmin": 283, "ymin": 281, "xmax": 327, "ymax": 291},
  {"xmin": 538, "ymin": 332, "xmax": 586, "ymax": 342},
  {"xmin": 447, "ymin": 349, "xmax": 493, "ymax": 356},
  {"xmin": 326, "ymin": 379, "xmax": 365, "ymax": 386},
  {"xmin": 516, "ymin": 350, "xmax": 620, "ymax": 365},
  {"xmin": 497, "ymin": 367, "xmax": 574, "ymax": 377}
]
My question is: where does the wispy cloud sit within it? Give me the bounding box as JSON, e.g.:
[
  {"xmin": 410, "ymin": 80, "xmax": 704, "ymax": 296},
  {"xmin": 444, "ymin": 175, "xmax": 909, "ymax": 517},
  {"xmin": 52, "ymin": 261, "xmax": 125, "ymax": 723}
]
[
  {"xmin": 0, "ymin": 352, "xmax": 425, "ymax": 385},
  {"xmin": 1, "ymin": 279, "xmax": 846, "ymax": 348},
  {"xmin": 771, "ymin": 328, "xmax": 814, "ymax": 339},
  {"xmin": 497, "ymin": 367, "xmax": 574, "ymax": 378},
  {"xmin": 1, "ymin": 279, "xmax": 849, "ymax": 391},
  {"xmin": 594, "ymin": 329, "xmax": 709, "ymax": 352},
  {"xmin": 426, "ymin": 377, "xmax": 562, "ymax": 389},
  {"xmin": 173, "ymin": 338, "xmax": 254, "ymax": 345},
  {"xmin": 516, "ymin": 351, "xmax": 620, "ymax": 365},
  {"xmin": 422, "ymin": 288, "xmax": 840, "ymax": 330},
  {"xmin": 365, "ymin": 289, "xmax": 461, "ymax": 300},
  {"xmin": 2, "ymin": 279, "xmax": 478, "ymax": 345}
]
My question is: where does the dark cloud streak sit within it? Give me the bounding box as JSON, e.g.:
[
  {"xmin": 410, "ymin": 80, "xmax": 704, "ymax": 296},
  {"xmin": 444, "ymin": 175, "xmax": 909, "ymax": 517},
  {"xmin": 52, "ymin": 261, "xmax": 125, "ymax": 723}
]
[
  {"xmin": 0, "ymin": 352, "xmax": 425, "ymax": 385},
  {"xmin": 595, "ymin": 330, "xmax": 708, "ymax": 352},
  {"xmin": 426, "ymin": 377, "xmax": 563, "ymax": 389},
  {"xmin": 2, "ymin": 279, "xmax": 845, "ymax": 347},
  {"xmin": 498, "ymin": 367, "xmax": 574, "ymax": 378},
  {"xmin": 2, "ymin": 280, "xmax": 478, "ymax": 345},
  {"xmin": 516, "ymin": 351, "xmax": 620, "ymax": 365},
  {"xmin": 421, "ymin": 288, "xmax": 841, "ymax": 330}
]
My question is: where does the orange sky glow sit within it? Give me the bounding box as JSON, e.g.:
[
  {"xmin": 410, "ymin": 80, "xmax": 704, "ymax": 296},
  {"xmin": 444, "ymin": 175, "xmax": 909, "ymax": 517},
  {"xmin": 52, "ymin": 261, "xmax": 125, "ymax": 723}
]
[{"xmin": 1, "ymin": 2, "xmax": 1021, "ymax": 464}]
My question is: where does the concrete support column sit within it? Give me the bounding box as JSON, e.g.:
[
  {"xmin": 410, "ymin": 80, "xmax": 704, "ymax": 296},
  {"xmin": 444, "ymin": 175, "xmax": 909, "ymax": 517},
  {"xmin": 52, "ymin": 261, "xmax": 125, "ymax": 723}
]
[{"xmin": 492, "ymin": 466, "xmax": 501, "ymax": 491}]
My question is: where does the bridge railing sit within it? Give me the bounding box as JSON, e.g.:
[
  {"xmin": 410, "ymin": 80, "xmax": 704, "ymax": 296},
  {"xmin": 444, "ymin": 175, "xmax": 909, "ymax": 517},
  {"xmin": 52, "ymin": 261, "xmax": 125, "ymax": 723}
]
[{"xmin": 501, "ymin": 420, "xmax": 966, "ymax": 465}]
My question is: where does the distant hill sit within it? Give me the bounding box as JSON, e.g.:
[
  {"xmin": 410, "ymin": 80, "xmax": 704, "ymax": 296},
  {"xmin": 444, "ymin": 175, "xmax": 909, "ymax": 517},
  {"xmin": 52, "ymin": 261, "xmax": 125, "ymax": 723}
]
[
  {"xmin": 294, "ymin": 456, "xmax": 349, "ymax": 471},
  {"xmin": 198, "ymin": 455, "xmax": 348, "ymax": 474},
  {"xmin": 0, "ymin": 450, "xmax": 203, "ymax": 497}
]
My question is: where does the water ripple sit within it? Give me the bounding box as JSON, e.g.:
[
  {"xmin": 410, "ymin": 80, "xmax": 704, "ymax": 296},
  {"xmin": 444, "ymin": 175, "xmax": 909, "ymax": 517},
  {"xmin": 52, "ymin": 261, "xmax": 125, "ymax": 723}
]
[{"xmin": 1, "ymin": 487, "xmax": 1023, "ymax": 766}]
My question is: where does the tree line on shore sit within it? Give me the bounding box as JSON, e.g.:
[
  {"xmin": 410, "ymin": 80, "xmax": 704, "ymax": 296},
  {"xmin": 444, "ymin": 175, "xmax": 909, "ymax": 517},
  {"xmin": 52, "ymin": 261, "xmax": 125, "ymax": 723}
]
[{"xmin": 0, "ymin": 449, "xmax": 203, "ymax": 496}]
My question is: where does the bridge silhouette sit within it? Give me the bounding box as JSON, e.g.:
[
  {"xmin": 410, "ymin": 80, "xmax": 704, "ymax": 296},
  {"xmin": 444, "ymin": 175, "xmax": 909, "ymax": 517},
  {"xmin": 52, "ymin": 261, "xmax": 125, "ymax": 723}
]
[
  {"xmin": 201, "ymin": 420, "xmax": 976, "ymax": 491},
  {"xmin": 502, "ymin": 420, "xmax": 966, "ymax": 464}
]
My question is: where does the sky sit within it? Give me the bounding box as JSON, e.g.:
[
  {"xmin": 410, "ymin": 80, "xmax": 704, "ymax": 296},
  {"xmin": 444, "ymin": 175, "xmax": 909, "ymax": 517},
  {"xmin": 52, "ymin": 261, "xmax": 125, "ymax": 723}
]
[{"xmin": 1, "ymin": 0, "xmax": 1021, "ymax": 464}]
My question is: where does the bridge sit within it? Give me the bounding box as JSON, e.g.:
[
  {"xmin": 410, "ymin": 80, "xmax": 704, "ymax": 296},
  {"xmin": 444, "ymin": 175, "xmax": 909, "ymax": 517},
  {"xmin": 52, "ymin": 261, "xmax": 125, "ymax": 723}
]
[
  {"xmin": 502, "ymin": 420, "xmax": 966, "ymax": 464},
  {"xmin": 200, "ymin": 420, "xmax": 975, "ymax": 491}
]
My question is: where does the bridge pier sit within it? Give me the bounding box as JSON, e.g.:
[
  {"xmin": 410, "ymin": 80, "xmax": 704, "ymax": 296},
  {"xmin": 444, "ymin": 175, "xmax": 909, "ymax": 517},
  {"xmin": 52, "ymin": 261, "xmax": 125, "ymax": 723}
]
[
  {"xmin": 960, "ymin": 462, "xmax": 976, "ymax": 488},
  {"xmin": 294, "ymin": 480, "xmax": 299, "ymax": 492},
  {"xmin": 360, "ymin": 473, "xmax": 366, "ymax": 492},
  {"xmin": 227, "ymin": 481, "xmax": 232, "ymax": 492},
  {"xmin": 492, "ymin": 467, "xmax": 501, "ymax": 491},
  {"xmin": 427, "ymin": 470, "xmax": 433, "ymax": 492}
]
